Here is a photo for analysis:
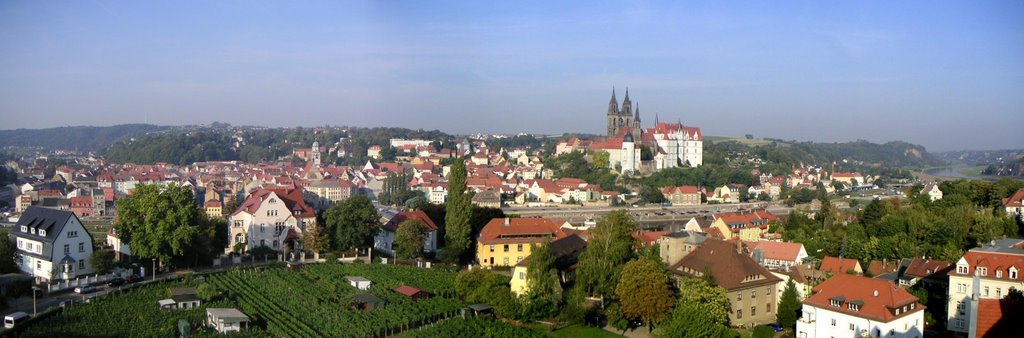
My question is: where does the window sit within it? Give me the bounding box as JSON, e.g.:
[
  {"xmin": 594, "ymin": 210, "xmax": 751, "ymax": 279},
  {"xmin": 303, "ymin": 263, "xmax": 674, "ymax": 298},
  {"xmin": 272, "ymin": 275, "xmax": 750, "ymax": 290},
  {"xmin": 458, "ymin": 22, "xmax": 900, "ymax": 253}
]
[
  {"xmin": 519, "ymin": 272, "xmax": 525, "ymax": 280},
  {"xmin": 517, "ymin": 256, "xmax": 523, "ymax": 263},
  {"xmin": 751, "ymin": 306, "xmax": 756, "ymax": 316},
  {"xmin": 984, "ymin": 286, "xmax": 989, "ymax": 297},
  {"xmin": 64, "ymin": 244, "xmax": 70, "ymax": 254},
  {"xmin": 957, "ymin": 301, "xmax": 965, "ymax": 315},
  {"xmin": 997, "ymin": 270, "xmax": 1002, "ymax": 278},
  {"xmin": 36, "ymin": 260, "xmax": 41, "ymax": 270},
  {"xmin": 956, "ymin": 319, "xmax": 965, "ymax": 329},
  {"xmin": 489, "ymin": 245, "xmax": 494, "ymax": 252},
  {"xmin": 503, "ymin": 257, "xmax": 509, "ymax": 265},
  {"xmin": 766, "ymin": 303, "xmax": 771, "ymax": 313},
  {"xmin": 767, "ymin": 287, "xmax": 772, "ymax": 296},
  {"xmin": 738, "ymin": 293, "xmax": 742, "ymax": 301},
  {"xmin": 1011, "ymin": 269, "xmax": 1018, "ymax": 279},
  {"xmin": 273, "ymin": 240, "xmax": 279, "ymax": 248},
  {"xmin": 260, "ymin": 239, "xmax": 265, "ymax": 247},
  {"xmin": 830, "ymin": 318, "xmax": 836, "ymax": 326},
  {"xmin": 737, "ymin": 309, "xmax": 742, "ymax": 319},
  {"xmin": 39, "ymin": 230, "xmax": 46, "ymax": 236},
  {"xmin": 30, "ymin": 228, "xmax": 35, "ymax": 234},
  {"xmin": 958, "ymin": 283, "xmax": 967, "ymax": 293},
  {"xmin": 976, "ymin": 267, "xmax": 987, "ymax": 276},
  {"xmin": 517, "ymin": 244, "xmax": 523, "ymax": 252},
  {"xmin": 997, "ymin": 288, "xmax": 1002, "ymax": 298},
  {"xmin": 234, "ymin": 220, "xmax": 243, "ymax": 227},
  {"xmin": 751, "ymin": 290, "xmax": 756, "ymax": 298},
  {"xmin": 269, "ymin": 198, "xmax": 277, "ymax": 204},
  {"xmin": 503, "ymin": 245, "xmax": 509, "ymax": 252},
  {"xmin": 957, "ymin": 265, "xmax": 968, "ymax": 274},
  {"xmin": 20, "ymin": 226, "xmax": 27, "ymax": 232},
  {"xmin": 78, "ymin": 260, "xmax": 85, "ymax": 269},
  {"xmin": 260, "ymin": 224, "xmax": 265, "ymax": 233},
  {"xmin": 849, "ymin": 323, "xmax": 855, "ymax": 331},
  {"xmin": 68, "ymin": 231, "xmax": 78, "ymax": 238}
]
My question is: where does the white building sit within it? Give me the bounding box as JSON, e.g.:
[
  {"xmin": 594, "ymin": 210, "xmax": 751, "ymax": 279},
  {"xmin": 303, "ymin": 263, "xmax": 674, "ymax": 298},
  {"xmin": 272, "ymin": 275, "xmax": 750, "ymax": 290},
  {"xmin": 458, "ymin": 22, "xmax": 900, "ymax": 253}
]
[
  {"xmin": 206, "ymin": 308, "xmax": 249, "ymax": 333},
  {"xmin": 920, "ymin": 183, "xmax": 943, "ymax": 202},
  {"xmin": 9, "ymin": 207, "xmax": 94, "ymax": 282},
  {"xmin": 946, "ymin": 238, "xmax": 1023, "ymax": 334},
  {"xmin": 590, "ymin": 134, "xmax": 641, "ymax": 174},
  {"xmin": 647, "ymin": 122, "xmax": 703, "ymax": 168},
  {"xmin": 797, "ymin": 274, "xmax": 924, "ymax": 338},
  {"xmin": 228, "ymin": 188, "xmax": 317, "ymax": 255}
]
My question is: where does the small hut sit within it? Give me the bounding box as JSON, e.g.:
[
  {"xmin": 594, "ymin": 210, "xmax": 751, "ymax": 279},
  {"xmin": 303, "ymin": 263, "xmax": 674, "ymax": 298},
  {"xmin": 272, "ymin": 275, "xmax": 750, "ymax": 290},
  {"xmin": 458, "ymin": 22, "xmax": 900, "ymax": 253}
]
[
  {"xmin": 393, "ymin": 285, "xmax": 429, "ymax": 301},
  {"xmin": 206, "ymin": 308, "xmax": 250, "ymax": 333},
  {"xmin": 345, "ymin": 276, "xmax": 372, "ymax": 290},
  {"xmin": 351, "ymin": 293, "xmax": 385, "ymax": 311}
]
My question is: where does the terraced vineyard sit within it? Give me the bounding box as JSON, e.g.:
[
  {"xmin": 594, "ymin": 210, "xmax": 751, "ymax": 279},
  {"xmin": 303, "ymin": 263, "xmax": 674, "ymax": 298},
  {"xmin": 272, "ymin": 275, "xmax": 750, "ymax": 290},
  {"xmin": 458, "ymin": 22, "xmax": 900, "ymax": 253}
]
[{"xmin": 15, "ymin": 263, "xmax": 465, "ymax": 337}]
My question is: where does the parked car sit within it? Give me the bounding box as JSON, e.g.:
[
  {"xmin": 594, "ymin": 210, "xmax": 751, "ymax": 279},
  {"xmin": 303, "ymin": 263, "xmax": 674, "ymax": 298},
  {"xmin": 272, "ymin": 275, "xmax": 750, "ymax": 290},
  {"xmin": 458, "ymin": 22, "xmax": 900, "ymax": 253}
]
[
  {"xmin": 125, "ymin": 274, "xmax": 142, "ymax": 283},
  {"xmin": 766, "ymin": 323, "xmax": 784, "ymax": 332},
  {"xmin": 106, "ymin": 278, "xmax": 125, "ymax": 287},
  {"xmin": 74, "ymin": 285, "xmax": 97, "ymax": 294}
]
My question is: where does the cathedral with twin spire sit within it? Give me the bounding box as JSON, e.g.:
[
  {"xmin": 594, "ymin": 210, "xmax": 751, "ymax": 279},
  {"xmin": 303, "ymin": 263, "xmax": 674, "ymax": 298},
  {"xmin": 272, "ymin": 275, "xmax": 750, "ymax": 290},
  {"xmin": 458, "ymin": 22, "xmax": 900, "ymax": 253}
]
[{"xmin": 607, "ymin": 87, "xmax": 643, "ymax": 139}]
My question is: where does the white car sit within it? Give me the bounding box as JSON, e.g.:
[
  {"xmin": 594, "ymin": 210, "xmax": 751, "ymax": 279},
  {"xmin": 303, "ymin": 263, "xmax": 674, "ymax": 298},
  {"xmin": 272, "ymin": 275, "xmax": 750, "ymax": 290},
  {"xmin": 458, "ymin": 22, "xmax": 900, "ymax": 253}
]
[{"xmin": 74, "ymin": 285, "xmax": 97, "ymax": 294}]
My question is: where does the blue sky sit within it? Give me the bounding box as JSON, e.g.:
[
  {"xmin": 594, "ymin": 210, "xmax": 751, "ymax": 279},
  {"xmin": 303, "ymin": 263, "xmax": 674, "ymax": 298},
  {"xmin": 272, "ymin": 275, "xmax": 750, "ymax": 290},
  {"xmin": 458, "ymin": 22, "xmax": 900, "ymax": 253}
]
[{"xmin": 1, "ymin": 1, "xmax": 1021, "ymax": 151}]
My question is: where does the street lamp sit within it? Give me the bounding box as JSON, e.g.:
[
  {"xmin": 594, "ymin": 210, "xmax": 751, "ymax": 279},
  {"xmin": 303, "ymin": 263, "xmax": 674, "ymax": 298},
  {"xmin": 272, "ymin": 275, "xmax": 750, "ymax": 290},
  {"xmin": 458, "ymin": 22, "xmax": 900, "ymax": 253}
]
[{"xmin": 31, "ymin": 285, "xmax": 39, "ymax": 316}]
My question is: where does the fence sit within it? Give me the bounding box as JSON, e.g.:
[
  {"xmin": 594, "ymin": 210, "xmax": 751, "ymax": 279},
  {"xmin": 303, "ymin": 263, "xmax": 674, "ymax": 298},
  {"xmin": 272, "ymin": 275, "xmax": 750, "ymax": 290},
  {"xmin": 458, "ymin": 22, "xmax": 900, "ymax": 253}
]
[{"xmin": 45, "ymin": 272, "xmax": 126, "ymax": 293}]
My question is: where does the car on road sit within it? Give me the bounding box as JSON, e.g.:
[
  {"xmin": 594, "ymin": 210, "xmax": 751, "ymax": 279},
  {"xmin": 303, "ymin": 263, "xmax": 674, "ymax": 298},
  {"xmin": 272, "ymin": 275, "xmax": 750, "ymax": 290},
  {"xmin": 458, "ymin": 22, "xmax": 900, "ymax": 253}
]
[
  {"xmin": 74, "ymin": 285, "xmax": 97, "ymax": 294},
  {"xmin": 106, "ymin": 277, "xmax": 125, "ymax": 287},
  {"xmin": 766, "ymin": 323, "xmax": 784, "ymax": 332}
]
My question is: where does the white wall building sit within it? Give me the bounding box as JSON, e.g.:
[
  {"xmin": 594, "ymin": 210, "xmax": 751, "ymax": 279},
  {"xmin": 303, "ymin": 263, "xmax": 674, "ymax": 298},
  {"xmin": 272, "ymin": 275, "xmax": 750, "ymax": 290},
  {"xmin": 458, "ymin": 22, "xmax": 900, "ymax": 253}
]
[
  {"xmin": 945, "ymin": 238, "xmax": 1023, "ymax": 334},
  {"xmin": 9, "ymin": 207, "xmax": 94, "ymax": 282},
  {"xmin": 797, "ymin": 274, "xmax": 924, "ymax": 338},
  {"xmin": 228, "ymin": 188, "xmax": 317, "ymax": 255},
  {"xmin": 647, "ymin": 122, "xmax": 703, "ymax": 168}
]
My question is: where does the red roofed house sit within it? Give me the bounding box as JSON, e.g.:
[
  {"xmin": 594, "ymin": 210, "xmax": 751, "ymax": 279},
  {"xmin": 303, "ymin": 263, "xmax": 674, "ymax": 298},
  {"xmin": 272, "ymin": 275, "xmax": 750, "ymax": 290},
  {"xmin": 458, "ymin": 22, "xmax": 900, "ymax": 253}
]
[
  {"xmin": 69, "ymin": 196, "xmax": 93, "ymax": 217},
  {"xmin": 227, "ymin": 187, "xmax": 317, "ymax": 256},
  {"xmin": 946, "ymin": 238, "xmax": 1024, "ymax": 334},
  {"xmin": 709, "ymin": 210, "xmax": 779, "ymax": 241},
  {"xmin": 832, "ymin": 172, "xmax": 866, "ymax": 187},
  {"xmin": 797, "ymin": 274, "xmax": 924, "ymax": 338},
  {"xmin": 747, "ymin": 241, "xmax": 808, "ymax": 271},
  {"xmin": 476, "ymin": 217, "xmax": 568, "ymax": 267},
  {"xmin": 663, "ymin": 185, "xmax": 701, "ymax": 206},
  {"xmin": 820, "ymin": 256, "xmax": 863, "ymax": 276},
  {"xmin": 373, "ymin": 210, "xmax": 439, "ymax": 257},
  {"xmin": 1002, "ymin": 188, "xmax": 1024, "ymax": 219}
]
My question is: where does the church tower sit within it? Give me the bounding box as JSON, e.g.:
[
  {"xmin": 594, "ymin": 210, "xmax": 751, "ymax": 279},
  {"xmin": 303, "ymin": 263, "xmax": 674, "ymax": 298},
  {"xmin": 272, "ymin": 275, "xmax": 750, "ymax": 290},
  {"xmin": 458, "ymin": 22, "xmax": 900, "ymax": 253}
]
[
  {"xmin": 606, "ymin": 87, "xmax": 642, "ymax": 139},
  {"xmin": 311, "ymin": 141, "xmax": 321, "ymax": 166},
  {"xmin": 607, "ymin": 88, "xmax": 620, "ymax": 137}
]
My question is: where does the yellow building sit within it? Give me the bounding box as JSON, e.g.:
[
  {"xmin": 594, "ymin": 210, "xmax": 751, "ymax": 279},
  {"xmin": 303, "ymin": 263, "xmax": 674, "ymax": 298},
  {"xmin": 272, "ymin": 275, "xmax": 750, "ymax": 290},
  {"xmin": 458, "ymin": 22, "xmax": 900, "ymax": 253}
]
[
  {"xmin": 709, "ymin": 210, "xmax": 778, "ymax": 242},
  {"xmin": 476, "ymin": 218, "xmax": 568, "ymax": 268},
  {"xmin": 205, "ymin": 200, "xmax": 223, "ymax": 218},
  {"xmin": 509, "ymin": 234, "xmax": 587, "ymax": 296}
]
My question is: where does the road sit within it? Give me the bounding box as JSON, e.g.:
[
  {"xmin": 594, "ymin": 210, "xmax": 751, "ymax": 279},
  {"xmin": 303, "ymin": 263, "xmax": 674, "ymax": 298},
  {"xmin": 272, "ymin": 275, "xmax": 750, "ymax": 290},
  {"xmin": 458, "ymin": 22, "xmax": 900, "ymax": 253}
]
[{"xmin": 502, "ymin": 202, "xmax": 796, "ymax": 225}]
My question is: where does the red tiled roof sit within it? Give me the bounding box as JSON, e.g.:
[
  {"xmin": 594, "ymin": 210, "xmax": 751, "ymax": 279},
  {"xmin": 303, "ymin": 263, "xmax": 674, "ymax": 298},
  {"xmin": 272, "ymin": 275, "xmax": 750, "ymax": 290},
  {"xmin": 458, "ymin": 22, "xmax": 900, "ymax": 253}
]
[
  {"xmin": 804, "ymin": 274, "xmax": 922, "ymax": 323},
  {"xmin": 1003, "ymin": 188, "xmax": 1024, "ymax": 207},
  {"xmin": 478, "ymin": 218, "xmax": 567, "ymax": 245},
  {"xmin": 976, "ymin": 298, "xmax": 1024, "ymax": 338},
  {"xmin": 903, "ymin": 258, "xmax": 952, "ymax": 279},
  {"xmin": 232, "ymin": 187, "xmax": 315, "ymax": 218},
  {"xmin": 820, "ymin": 256, "xmax": 861, "ymax": 275},
  {"xmin": 394, "ymin": 285, "xmax": 426, "ymax": 297},
  {"xmin": 633, "ymin": 230, "xmax": 671, "ymax": 247},
  {"xmin": 867, "ymin": 260, "xmax": 900, "ymax": 277},
  {"xmin": 951, "ymin": 247, "xmax": 1024, "ymax": 282},
  {"xmin": 382, "ymin": 210, "xmax": 438, "ymax": 232},
  {"xmin": 747, "ymin": 241, "xmax": 805, "ymax": 262}
]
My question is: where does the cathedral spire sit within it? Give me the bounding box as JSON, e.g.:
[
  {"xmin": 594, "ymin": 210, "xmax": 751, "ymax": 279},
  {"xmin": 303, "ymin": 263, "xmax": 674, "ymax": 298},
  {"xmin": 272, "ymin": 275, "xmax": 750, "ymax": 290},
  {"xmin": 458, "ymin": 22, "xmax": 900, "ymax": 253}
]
[
  {"xmin": 655, "ymin": 112, "xmax": 659, "ymax": 125},
  {"xmin": 635, "ymin": 103, "xmax": 640, "ymax": 121},
  {"xmin": 608, "ymin": 87, "xmax": 619, "ymax": 115}
]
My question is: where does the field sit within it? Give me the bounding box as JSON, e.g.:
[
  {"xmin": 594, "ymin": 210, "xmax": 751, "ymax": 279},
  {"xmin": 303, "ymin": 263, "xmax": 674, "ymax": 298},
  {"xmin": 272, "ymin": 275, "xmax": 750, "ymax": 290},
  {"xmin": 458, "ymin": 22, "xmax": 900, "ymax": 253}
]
[
  {"xmin": 15, "ymin": 263, "xmax": 474, "ymax": 338},
  {"xmin": 705, "ymin": 135, "xmax": 777, "ymax": 146}
]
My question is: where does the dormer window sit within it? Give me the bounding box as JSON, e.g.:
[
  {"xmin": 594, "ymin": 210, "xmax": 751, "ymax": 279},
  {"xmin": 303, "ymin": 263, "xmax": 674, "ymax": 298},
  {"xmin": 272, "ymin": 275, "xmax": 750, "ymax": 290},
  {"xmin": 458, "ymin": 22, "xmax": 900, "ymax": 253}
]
[
  {"xmin": 30, "ymin": 228, "xmax": 35, "ymax": 234},
  {"xmin": 39, "ymin": 230, "xmax": 46, "ymax": 236},
  {"xmin": 957, "ymin": 265, "xmax": 968, "ymax": 274},
  {"xmin": 997, "ymin": 271, "xmax": 1003, "ymax": 278},
  {"xmin": 269, "ymin": 198, "xmax": 277, "ymax": 204},
  {"xmin": 20, "ymin": 226, "xmax": 27, "ymax": 232},
  {"xmin": 976, "ymin": 267, "xmax": 988, "ymax": 276},
  {"xmin": 1010, "ymin": 267, "xmax": 1018, "ymax": 280}
]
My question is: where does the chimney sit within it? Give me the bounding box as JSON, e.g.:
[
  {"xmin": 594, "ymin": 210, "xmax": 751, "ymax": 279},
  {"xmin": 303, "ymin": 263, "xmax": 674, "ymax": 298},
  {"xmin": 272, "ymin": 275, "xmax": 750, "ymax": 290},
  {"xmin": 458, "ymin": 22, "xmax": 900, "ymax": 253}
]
[{"xmin": 503, "ymin": 218, "xmax": 510, "ymax": 226}]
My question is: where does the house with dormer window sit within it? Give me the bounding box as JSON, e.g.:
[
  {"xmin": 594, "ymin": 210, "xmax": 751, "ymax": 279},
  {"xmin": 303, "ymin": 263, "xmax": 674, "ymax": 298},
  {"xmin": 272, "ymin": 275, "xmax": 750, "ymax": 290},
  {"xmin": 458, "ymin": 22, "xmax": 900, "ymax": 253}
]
[
  {"xmin": 227, "ymin": 187, "xmax": 317, "ymax": 256},
  {"xmin": 797, "ymin": 274, "xmax": 924, "ymax": 338},
  {"xmin": 945, "ymin": 238, "xmax": 1024, "ymax": 334},
  {"xmin": 8, "ymin": 207, "xmax": 94, "ymax": 282}
]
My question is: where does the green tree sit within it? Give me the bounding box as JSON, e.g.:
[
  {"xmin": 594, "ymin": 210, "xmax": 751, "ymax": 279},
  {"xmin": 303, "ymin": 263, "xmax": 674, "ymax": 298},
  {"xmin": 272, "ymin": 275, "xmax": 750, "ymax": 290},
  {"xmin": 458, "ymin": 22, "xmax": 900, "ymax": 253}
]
[
  {"xmin": 114, "ymin": 184, "xmax": 202, "ymax": 266},
  {"xmin": 590, "ymin": 150, "xmax": 610, "ymax": 169},
  {"xmin": 524, "ymin": 239, "xmax": 562, "ymax": 318},
  {"xmin": 0, "ymin": 228, "xmax": 18, "ymax": 273},
  {"xmin": 777, "ymin": 278, "xmax": 801, "ymax": 329},
  {"xmin": 196, "ymin": 282, "xmax": 223, "ymax": 301},
  {"xmin": 302, "ymin": 223, "xmax": 330, "ymax": 260},
  {"xmin": 455, "ymin": 269, "xmax": 521, "ymax": 319},
  {"xmin": 639, "ymin": 185, "xmax": 666, "ymax": 204},
  {"xmin": 576, "ymin": 210, "xmax": 637, "ymax": 304},
  {"xmin": 615, "ymin": 257, "xmax": 676, "ymax": 329},
  {"xmin": 90, "ymin": 248, "xmax": 116, "ymax": 275},
  {"xmin": 322, "ymin": 195, "xmax": 380, "ymax": 251},
  {"xmin": 657, "ymin": 278, "xmax": 732, "ymax": 338},
  {"xmin": 444, "ymin": 159, "xmax": 472, "ymax": 263},
  {"xmin": 394, "ymin": 219, "xmax": 427, "ymax": 259}
]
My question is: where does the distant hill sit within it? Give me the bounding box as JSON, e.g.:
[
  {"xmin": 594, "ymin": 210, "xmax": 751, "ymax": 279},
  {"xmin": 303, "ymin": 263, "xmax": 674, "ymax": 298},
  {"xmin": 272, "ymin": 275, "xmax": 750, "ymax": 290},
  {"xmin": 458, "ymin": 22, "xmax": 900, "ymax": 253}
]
[
  {"xmin": 713, "ymin": 137, "xmax": 945, "ymax": 168},
  {"xmin": 0, "ymin": 124, "xmax": 169, "ymax": 152}
]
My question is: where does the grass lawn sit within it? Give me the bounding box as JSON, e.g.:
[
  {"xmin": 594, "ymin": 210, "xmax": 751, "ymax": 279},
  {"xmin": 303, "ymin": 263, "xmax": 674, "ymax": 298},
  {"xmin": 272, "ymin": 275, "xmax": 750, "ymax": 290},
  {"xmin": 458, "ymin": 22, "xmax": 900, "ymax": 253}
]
[
  {"xmin": 532, "ymin": 324, "xmax": 623, "ymax": 337},
  {"xmin": 957, "ymin": 165, "xmax": 987, "ymax": 177},
  {"xmin": 706, "ymin": 135, "xmax": 778, "ymax": 146}
]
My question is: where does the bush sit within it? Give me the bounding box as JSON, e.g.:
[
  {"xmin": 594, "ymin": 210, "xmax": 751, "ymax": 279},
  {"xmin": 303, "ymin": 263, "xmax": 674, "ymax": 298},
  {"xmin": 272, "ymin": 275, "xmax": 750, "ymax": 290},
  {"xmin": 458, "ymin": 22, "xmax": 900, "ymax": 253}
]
[{"xmin": 752, "ymin": 325, "xmax": 774, "ymax": 338}]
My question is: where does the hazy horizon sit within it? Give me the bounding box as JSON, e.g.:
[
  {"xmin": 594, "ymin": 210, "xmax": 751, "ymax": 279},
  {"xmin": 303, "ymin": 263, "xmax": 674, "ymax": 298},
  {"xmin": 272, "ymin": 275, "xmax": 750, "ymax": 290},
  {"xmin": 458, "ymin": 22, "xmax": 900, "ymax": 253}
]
[{"xmin": 2, "ymin": 1, "xmax": 1022, "ymax": 152}]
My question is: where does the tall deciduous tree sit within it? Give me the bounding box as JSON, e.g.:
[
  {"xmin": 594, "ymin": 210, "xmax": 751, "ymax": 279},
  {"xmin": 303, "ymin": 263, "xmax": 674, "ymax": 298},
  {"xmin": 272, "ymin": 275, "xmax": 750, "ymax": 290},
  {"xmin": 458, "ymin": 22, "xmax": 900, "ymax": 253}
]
[
  {"xmin": 444, "ymin": 158, "xmax": 472, "ymax": 262},
  {"xmin": 0, "ymin": 228, "xmax": 18, "ymax": 273},
  {"xmin": 323, "ymin": 195, "xmax": 380, "ymax": 251},
  {"xmin": 777, "ymin": 278, "xmax": 801, "ymax": 329},
  {"xmin": 657, "ymin": 278, "xmax": 732, "ymax": 338},
  {"xmin": 526, "ymin": 240, "xmax": 563, "ymax": 310},
  {"xmin": 302, "ymin": 222, "xmax": 330, "ymax": 260},
  {"xmin": 615, "ymin": 256, "xmax": 675, "ymax": 329},
  {"xmin": 394, "ymin": 219, "xmax": 426, "ymax": 259},
  {"xmin": 576, "ymin": 210, "xmax": 637, "ymax": 303},
  {"xmin": 90, "ymin": 248, "xmax": 116, "ymax": 275},
  {"xmin": 114, "ymin": 184, "xmax": 201, "ymax": 266}
]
